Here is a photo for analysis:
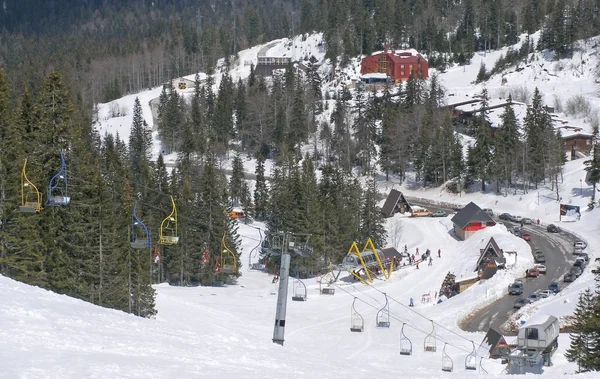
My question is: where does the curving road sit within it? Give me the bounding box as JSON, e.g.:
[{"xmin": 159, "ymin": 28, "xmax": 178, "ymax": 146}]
[
  {"xmin": 461, "ymin": 221, "xmax": 578, "ymax": 335},
  {"xmin": 406, "ymin": 198, "xmax": 580, "ymax": 335}
]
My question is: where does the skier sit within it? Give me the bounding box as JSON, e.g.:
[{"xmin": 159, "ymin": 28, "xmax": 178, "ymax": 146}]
[
  {"xmin": 411, "ymin": 254, "xmax": 415, "ymax": 263},
  {"xmin": 428, "ymin": 256, "xmax": 433, "ymax": 266},
  {"xmin": 416, "ymin": 262, "xmax": 419, "ymax": 270},
  {"xmin": 438, "ymin": 249, "xmax": 441, "ymax": 258},
  {"xmin": 416, "ymin": 247, "xmax": 419, "ymax": 255},
  {"xmin": 409, "ymin": 297, "xmax": 414, "ymax": 307}
]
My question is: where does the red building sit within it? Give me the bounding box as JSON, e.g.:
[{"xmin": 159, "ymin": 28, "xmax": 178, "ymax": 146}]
[
  {"xmin": 360, "ymin": 48, "xmax": 428, "ymax": 83},
  {"xmin": 450, "ymin": 202, "xmax": 496, "ymax": 240}
]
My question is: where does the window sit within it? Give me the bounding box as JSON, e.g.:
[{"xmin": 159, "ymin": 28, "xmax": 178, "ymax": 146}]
[
  {"xmin": 401, "ymin": 71, "xmax": 405, "ymax": 76},
  {"xmin": 401, "ymin": 64, "xmax": 405, "ymax": 68},
  {"xmin": 525, "ymin": 328, "xmax": 539, "ymax": 340},
  {"xmin": 409, "ymin": 64, "xmax": 413, "ymax": 69},
  {"xmin": 378, "ymin": 56, "xmax": 387, "ymax": 73}
]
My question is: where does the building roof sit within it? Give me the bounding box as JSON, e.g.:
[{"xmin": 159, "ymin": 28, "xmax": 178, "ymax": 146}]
[
  {"xmin": 360, "ymin": 73, "xmax": 389, "ymax": 79},
  {"xmin": 475, "ymin": 237, "xmax": 506, "ymax": 269},
  {"xmin": 381, "ymin": 189, "xmax": 408, "ymax": 217},
  {"xmin": 521, "ymin": 314, "xmax": 558, "ymax": 329},
  {"xmin": 381, "ymin": 247, "xmax": 402, "ymax": 259},
  {"xmin": 451, "ymin": 202, "xmax": 495, "ymax": 229},
  {"xmin": 480, "ymin": 328, "xmax": 508, "ymax": 354}
]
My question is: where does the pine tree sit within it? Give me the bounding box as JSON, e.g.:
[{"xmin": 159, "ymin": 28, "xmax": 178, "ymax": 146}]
[
  {"xmin": 358, "ymin": 176, "xmax": 387, "ymax": 247},
  {"xmin": 253, "ymin": 154, "xmax": 268, "ymax": 221},
  {"xmin": 523, "ymin": 88, "xmax": 553, "ymax": 188},
  {"xmin": 493, "ymin": 103, "xmax": 521, "ymax": 191},
  {"xmin": 566, "ymin": 288, "xmax": 598, "ymax": 372},
  {"xmin": 129, "ymin": 97, "xmax": 153, "ymax": 193},
  {"xmin": 229, "ymin": 154, "xmax": 245, "ymax": 207},
  {"xmin": 584, "ymin": 124, "xmax": 600, "ymax": 208}
]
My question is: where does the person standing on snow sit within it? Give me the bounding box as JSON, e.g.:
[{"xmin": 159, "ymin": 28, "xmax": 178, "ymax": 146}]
[
  {"xmin": 428, "ymin": 256, "xmax": 433, "ymax": 266},
  {"xmin": 409, "ymin": 297, "xmax": 414, "ymax": 307},
  {"xmin": 438, "ymin": 249, "xmax": 441, "ymax": 258}
]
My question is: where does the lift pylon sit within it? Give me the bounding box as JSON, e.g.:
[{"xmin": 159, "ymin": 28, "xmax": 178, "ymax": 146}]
[
  {"xmin": 376, "ymin": 293, "xmax": 390, "ymax": 328},
  {"xmin": 399, "ymin": 323, "xmax": 413, "ymax": 356},
  {"xmin": 465, "ymin": 341, "xmax": 477, "ymax": 370},
  {"xmin": 158, "ymin": 196, "xmax": 179, "ymax": 245},
  {"xmin": 424, "ymin": 320, "xmax": 437, "ymax": 352},
  {"xmin": 19, "ymin": 158, "xmax": 42, "ymax": 213},
  {"xmin": 350, "ymin": 297, "xmax": 364, "ymax": 332},
  {"xmin": 442, "ymin": 343, "xmax": 454, "ymax": 372}
]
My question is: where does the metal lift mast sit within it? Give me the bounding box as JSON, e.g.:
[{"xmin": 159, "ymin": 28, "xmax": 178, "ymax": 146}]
[{"xmin": 272, "ymin": 233, "xmax": 291, "ymax": 346}]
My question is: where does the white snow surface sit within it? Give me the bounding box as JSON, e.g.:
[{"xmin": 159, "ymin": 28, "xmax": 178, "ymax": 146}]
[{"xmin": 7, "ymin": 32, "xmax": 600, "ymax": 378}]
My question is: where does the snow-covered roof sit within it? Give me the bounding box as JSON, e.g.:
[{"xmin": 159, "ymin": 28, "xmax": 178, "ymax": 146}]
[
  {"xmin": 360, "ymin": 73, "xmax": 389, "ymax": 79},
  {"xmin": 522, "ymin": 313, "xmax": 557, "ymax": 328}
]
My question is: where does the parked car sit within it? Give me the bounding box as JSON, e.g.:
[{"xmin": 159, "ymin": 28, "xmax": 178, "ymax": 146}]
[
  {"xmin": 499, "ymin": 213, "xmax": 511, "ymax": 220},
  {"xmin": 563, "ymin": 273, "xmax": 576, "ymax": 282},
  {"xmin": 580, "ymin": 253, "xmax": 589, "ymax": 263},
  {"xmin": 508, "ymin": 283, "xmax": 524, "ymax": 295},
  {"xmin": 592, "ymin": 266, "xmax": 600, "ymax": 274},
  {"xmin": 534, "ymin": 264, "xmax": 547, "ymax": 274},
  {"xmin": 573, "ymin": 247, "xmax": 584, "ymax": 255},
  {"xmin": 522, "ymin": 232, "xmax": 531, "ymax": 241},
  {"xmin": 514, "ymin": 279, "xmax": 524, "ymax": 286},
  {"xmin": 511, "ymin": 215, "xmax": 523, "ymax": 223},
  {"xmin": 547, "ymin": 224, "xmax": 561, "ymax": 233},
  {"xmin": 574, "ymin": 241, "xmax": 587, "ymax": 249},
  {"xmin": 514, "ymin": 230, "xmax": 523, "ymax": 238},
  {"xmin": 575, "ymin": 257, "xmax": 587, "ymax": 266},
  {"xmin": 431, "ymin": 210, "xmax": 447, "ymax": 217},
  {"xmin": 528, "ymin": 293, "xmax": 542, "ymax": 302},
  {"xmin": 570, "ymin": 266, "xmax": 583, "ymax": 277},
  {"xmin": 514, "ymin": 298, "xmax": 532, "ymax": 309},
  {"xmin": 539, "ymin": 290, "xmax": 553, "ymax": 298},
  {"xmin": 483, "ymin": 208, "xmax": 494, "ymax": 217},
  {"xmin": 548, "ymin": 282, "xmax": 561, "ymax": 293},
  {"xmin": 526, "ymin": 268, "xmax": 540, "ymax": 278},
  {"xmin": 513, "ymin": 226, "xmax": 522, "ymax": 233},
  {"xmin": 412, "ymin": 208, "xmax": 433, "ymax": 217},
  {"xmin": 522, "ymin": 217, "xmax": 533, "ymax": 225},
  {"xmin": 534, "ymin": 251, "xmax": 546, "ymax": 263}
]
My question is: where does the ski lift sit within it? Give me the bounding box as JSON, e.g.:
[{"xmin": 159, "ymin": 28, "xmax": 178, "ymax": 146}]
[
  {"xmin": 46, "ymin": 151, "xmax": 70, "ymax": 206},
  {"xmin": 442, "ymin": 343, "xmax": 454, "ymax": 372},
  {"xmin": 130, "ymin": 202, "xmax": 150, "ymax": 249},
  {"xmin": 376, "ymin": 292, "xmax": 390, "ymax": 328},
  {"xmin": 424, "ymin": 320, "xmax": 437, "ymax": 352},
  {"xmin": 479, "ymin": 357, "xmax": 488, "ymax": 374},
  {"xmin": 399, "ymin": 323, "xmax": 413, "ymax": 356},
  {"xmin": 319, "ymin": 262, "xmax": 335, "ymax": 295},
  {"xmin": 289, "ymin": 233, "xmax": 312, "ymax": 256},
  {"xmin": 19, "ymin": 158, "xmax": 42, "ymax": 213},
  {"xmin": 248, "ymin": 228, "xmax": 263, "ymax": 271},
  {"xmin": 350, "ymin": 297, "xmax": 364, "ymax": 332},
  {"xmin": 219, "ymin": 232, "xmax": 237, "ymax": 274},
  {"xmin": 465, "ymin": 341, "xmax": 477, "ymax": 370},
  {"xmin": 291, "ymin": 278, "xmax": 307, "ymax": 301},
  {"xmin": 158, "ymin": 196, "xmax": 179, "ymax": 245}
]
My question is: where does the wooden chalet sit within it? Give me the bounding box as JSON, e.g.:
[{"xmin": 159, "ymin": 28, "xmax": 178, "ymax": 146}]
[
  {"xmin": 480, "ymin": 328, "xmax": 510, "ymax": 359},
  {"xmin": 380, "ymin": 189, "xmax": 412, "ymax": 218},
  {"xmin": 450, "ymin": 202, "xmax": 496, "ymax": 240},
  {"xmin": 476, "ymin": 237, "xmax": 506, "ymax": 279}
]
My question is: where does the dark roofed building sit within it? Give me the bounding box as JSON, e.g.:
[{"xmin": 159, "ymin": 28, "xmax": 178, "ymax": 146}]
[
  {"xmin": 381, "ymin": 189, "xmax": 412, "ymax": 218},
  {"xmin": 480, "ymin": 328, "xmax": 510, "ymax": 359},
  {"xmin": 476, "ymin": 237, "xmax": 506, "ymax": 279},
  {"xmin": 450, "ymin": 202, "xmax": 496, "ymax": 240}
]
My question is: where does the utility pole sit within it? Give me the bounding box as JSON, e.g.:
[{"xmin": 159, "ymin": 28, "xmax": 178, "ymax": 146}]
[{"xmin": 272, "ymin": 232, "xmax": 291, "ymax": 346}]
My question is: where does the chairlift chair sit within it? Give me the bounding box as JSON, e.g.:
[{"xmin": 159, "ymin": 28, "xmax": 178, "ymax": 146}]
[
  {"xmin": 46, "ymin": 151, "xmax": 71, "ymax": 206},
  {"xmin": 465, "ymin": 341, "xmax": 477, "ymax": 370},
  {"xmin": 130, "ymin": 202, "xmax": 150, "ymax": 249},
  {"xmin": 479, "ymin": 357, "xmax": 488, "ymax": 374},
  {"xmin": 442, "ymin": 343, "xmax": 454, "ymax": 372},
  {"xmin": 399, "ymin": 323, "xmax": 413, "ymax": 356},
  {"xmin": 19, "ymin": 158, "xmax": 42, "ymax": 213},
  {"xmin": 291, "ymin": 277, "xmax": 307, "ymax": 301},
  {"xmin": 158, "ymin": 196, "xmax": 179, "ymax": 245},
  {"xmin": 376, "ymin": 293, "xmax": 391, "ymax": 328},
  {"xmin": 319, "ymin": 262, "xmax": 336, "ymax": 295},
  {"xmin": 219, "ymin": 232, "xmax": 237, "ymax": 274},
  {"xmin": 424, "ymin": 320, "xmax": 437, "ymax": 352},
  {"xmin": 350, "ymin": 298, "xmax": 364, "ymax": 332}
]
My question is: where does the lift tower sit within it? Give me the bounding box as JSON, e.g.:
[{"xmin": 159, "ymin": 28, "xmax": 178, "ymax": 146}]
[{"xmin": 271, "ymin": 232, "xmax": 311, "ymax": 346}]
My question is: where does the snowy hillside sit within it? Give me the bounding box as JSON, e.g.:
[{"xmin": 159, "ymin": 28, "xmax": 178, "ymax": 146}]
[
  {"xmin": 2, "ymin": 218, "xmax": 597, "ymax": 378},
  {"xmin": 9, "ymin": 31, "xmax": 599, "ymax": 378}
]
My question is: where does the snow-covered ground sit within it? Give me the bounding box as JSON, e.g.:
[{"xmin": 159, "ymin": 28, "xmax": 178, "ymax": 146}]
[
  {"xmin": 0, "ymin": 212, "xmax": 597, "ymax": 378},
  {"xmin": 6, "ymin": 32, "xmax": 600, "ymax": 377}
]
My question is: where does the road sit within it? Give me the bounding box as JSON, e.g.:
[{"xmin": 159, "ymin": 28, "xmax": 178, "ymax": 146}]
[
  {"xmin": 461, "ymin": 221, "xmax": 578, "ymax": 335},
  {"xmin": 407, "ymin": 198, "xmax": 580, "ymax": 335}
]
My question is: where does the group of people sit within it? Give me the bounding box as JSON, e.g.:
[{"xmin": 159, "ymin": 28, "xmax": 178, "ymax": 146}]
[{"xmin": 404, "ymin": 246, "xmax": 441, "ymax": 269}]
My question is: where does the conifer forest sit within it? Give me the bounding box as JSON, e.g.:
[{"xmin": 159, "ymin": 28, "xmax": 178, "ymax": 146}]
[{"xmin": 1, "ymin": 0, "xmax": 600, "ymax": 335}]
